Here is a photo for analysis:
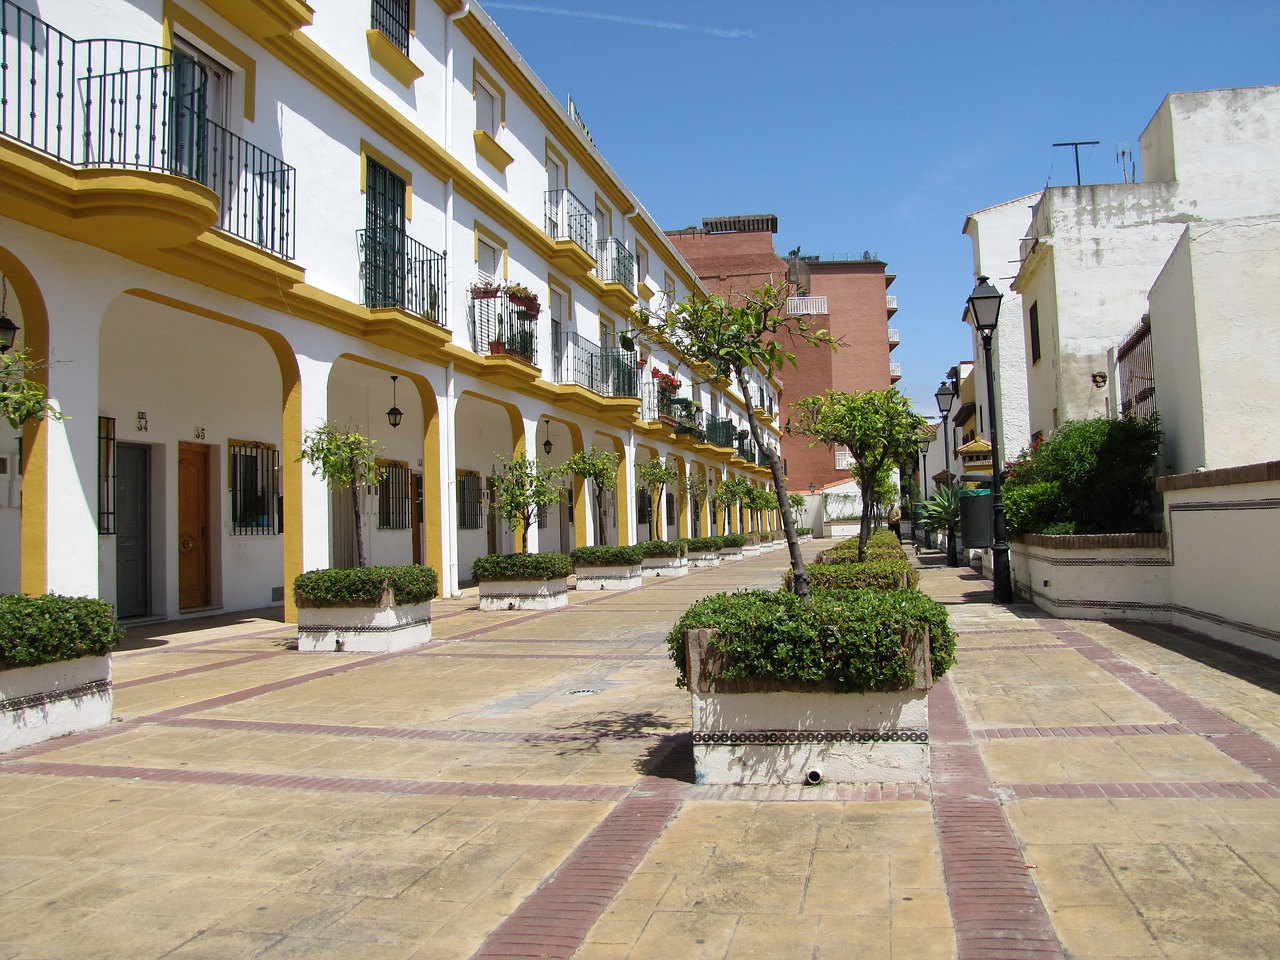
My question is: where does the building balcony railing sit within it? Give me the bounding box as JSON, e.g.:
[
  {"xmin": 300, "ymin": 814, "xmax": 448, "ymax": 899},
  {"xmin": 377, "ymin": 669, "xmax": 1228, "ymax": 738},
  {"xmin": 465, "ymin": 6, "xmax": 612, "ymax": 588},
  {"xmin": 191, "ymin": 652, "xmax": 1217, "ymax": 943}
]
[
  {"xmin": 786, "ymin": 295, "xmax": 828, "ymax": 315},
  {"xmin": 887, "ymin": 326, "xmax": 900, "ymax": 345},
  {"xmin": 0, "ymin": 1, "xmax": 296, "ymax": 259},
  {"xmin": 471, "ymin": 286, "xmax": 538, "ymax": 364},
  {"xmin": 889, "ymin": 362, "xmax": 902, "ymax": 381},
  {"xmin": 639, "ymin": 380, "xmax": 681, "ymax": 423},
  {"xmin": 358, "ymin": 228, "xmax": 445, "ymax": 324},
  {"xmin": 370, "ymin": 0, "xmax": 411, "ymax": 55},
  {"xmin": 736, "ymin": 435, "xmax": 756, "ymax": 462},
  {"xmin": 886, "ymin": 294, "xmax": 898, "ymax": 314},
  {"xmin": 544, "ymin": 188, "xmax": 594, "ymax": 256},
  {"xmin": 596, "ymin": 236, "xmax": 635, "ymax": 288},
  {"xmin": 706, "ymin": 416, "xmax": 736, "ymax": 449},
  {"xmin": 550, "ymin": 330, "xmax": 637, "ymax": 398}
]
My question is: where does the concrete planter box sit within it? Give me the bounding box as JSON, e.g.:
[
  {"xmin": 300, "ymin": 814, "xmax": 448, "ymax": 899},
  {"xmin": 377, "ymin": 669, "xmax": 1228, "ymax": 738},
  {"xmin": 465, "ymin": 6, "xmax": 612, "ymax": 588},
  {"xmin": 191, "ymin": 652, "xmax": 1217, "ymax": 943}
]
[
  {"xmin": 574, "ymin": 564, "xmax": 642, "ymax": 591},
  {"xmin": 686, "ymin": 629, "xmax": 931, "ymax": 786},
  {"xmin": 742, "ymin": 543, "xmax": 762, "ymax": 557},
  {"xmin": 479, "ymin": 577, "xmax": 569, "ymax": 611},
  {"xmin": 641, "ymin": 556, "xmax": 688, "ymax": 579},
  {"xmin": 1, "ymin": 655, "xmax": 113, "ymax": 753},
  {"xmin": 823, "ymin": 521, "xmax": 860, "ymax": 539},
  {"xmin": 298, "ymin": 601, "xmax": 433, "ymax": 653},
  {"xmin": 687, "ymin": 550, "xmax": 721, "ymax": 569},
  {"xmin": 718, "ymin": 547, "xmax": 744, "ymax": 561},
  {"xmin": 1010, "ymin": 533, "xmax": 1171, "ymax": 622}
]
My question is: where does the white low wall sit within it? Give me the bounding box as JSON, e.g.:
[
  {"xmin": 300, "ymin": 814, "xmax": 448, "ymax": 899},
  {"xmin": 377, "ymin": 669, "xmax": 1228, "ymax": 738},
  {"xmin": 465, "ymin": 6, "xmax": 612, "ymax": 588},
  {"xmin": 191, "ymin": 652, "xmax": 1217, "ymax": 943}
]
[
  {"xmin": 641, "ymin": 557, "xmax": 688, "ymax": 578},
  {"xmin": 1, "ymin": 655, "xmax": 113, "ymax": 753},
  {"xmin": 574, "ymin": 564, "xmax": 642, "ymax": 591},
  {"xmin": 297, "ymin": 602, "xmax": 433, "ymax": 653},
  {"xmin": 479, "ymin": 577, "xmax": 569, "ymax": 611},
  {"xmin": 1010, "ymin": 533, "xmax": 1172, "ymax": 622},
  {"xmin": 687, "ymin": 551, "xmax": 720, "ymax": 569}
]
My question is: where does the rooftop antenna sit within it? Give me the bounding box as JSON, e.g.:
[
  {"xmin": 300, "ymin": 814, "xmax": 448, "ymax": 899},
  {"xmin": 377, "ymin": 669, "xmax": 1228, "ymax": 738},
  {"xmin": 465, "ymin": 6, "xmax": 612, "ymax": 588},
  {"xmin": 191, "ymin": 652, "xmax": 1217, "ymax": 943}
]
[
  {"xmin": 1052, "ymin": 140, "xmax": 1100, "ymax": 186},
  {"xmin": 1116, "ymin": 143, "xmax": 1135, "ymax": 184}
]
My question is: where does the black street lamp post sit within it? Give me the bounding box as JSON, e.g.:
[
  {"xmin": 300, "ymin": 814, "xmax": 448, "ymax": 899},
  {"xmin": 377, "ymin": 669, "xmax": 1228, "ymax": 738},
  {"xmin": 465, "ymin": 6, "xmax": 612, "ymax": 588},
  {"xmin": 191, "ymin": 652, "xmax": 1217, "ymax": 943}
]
[
  {"xmin": 918, "ymin": 434, "xmax": 931, "ymax": 546},
  {"xmin": 934, "ymin": 378, "xmax": 958, "ymax": 566},
  {"xmin": 967, "ymin": 276, "xmax": 1013, "ymax": 603}
]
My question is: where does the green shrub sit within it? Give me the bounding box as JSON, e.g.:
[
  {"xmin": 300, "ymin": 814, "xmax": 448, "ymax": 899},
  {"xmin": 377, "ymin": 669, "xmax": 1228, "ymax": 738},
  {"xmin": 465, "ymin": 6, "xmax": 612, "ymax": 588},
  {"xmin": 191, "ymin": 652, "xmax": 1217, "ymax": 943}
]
[
  {"xmin": 744, "ymin": 532, "xmax": 761, "ymax": 546},
  {"xmin": 1003, "ymin": 480, "xmax": 1067, "ymax": 535},
  {"xmin": 806, "ymin": 558, "xmax": 918, "ymax": 592},
  {"xmin": 293, "ymin": 565, "xmax": 439, "ymax": 607},
  {"xmin": 667, "ymin": 588, "xmax": 954, "ymax": 692},
  {"xmin": 797, "ymin": 527, "xmax": 812, "ymax": 537},
  {"xmin": 720, "ymin": 534, "xmax": 746, "ymax": 549},
  {"xmin": 471, "ymin": 552, "xmax": 572, "ymax": 582},
  {"xmin": 638, "ymin": 539, "xmax": 686, "ymax": 558},
  {"xmin": 0, "ymin": 594, "xmax": 123, "ymax": 668},
  {"xmin": 1043, "ymin": 521, "xmax": 1077, "ymax": 536},
  {"xmin": 684, "ymin": 537, "xmax": 722, "ymax": 553},
  {"xmin": 570, "ymin": 545, "xmax": 643, "ymax": 567}
]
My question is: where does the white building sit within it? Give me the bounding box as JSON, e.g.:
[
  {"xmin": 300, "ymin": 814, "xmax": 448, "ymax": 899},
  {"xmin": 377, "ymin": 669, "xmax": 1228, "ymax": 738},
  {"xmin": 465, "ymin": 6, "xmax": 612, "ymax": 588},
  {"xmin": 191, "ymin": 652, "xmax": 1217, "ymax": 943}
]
[{"xmin": 0, "ymin": 0, "xmax": 782, "ymax": 619}]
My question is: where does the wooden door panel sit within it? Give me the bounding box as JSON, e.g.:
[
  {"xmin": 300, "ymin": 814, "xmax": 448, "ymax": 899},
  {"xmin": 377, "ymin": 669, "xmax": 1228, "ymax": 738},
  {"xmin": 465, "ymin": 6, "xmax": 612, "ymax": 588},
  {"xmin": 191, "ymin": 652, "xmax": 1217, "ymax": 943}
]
[{"xmin": 178, "ymin": 442, "xmax": 211, "ymax": 609}]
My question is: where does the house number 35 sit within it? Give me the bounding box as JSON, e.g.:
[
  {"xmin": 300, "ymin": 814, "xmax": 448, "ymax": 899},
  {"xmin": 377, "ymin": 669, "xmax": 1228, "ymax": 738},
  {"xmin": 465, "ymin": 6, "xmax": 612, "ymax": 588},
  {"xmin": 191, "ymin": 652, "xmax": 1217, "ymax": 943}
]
[{"xmin": 193, "ymin": 427, "xmax": 206, "ymax": 440}]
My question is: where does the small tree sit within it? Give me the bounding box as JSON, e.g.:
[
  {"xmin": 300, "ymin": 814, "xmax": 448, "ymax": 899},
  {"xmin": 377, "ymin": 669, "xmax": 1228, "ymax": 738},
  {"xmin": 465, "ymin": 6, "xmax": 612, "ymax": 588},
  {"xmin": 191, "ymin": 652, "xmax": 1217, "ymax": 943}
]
[
  {"xmin": 1, "ymin": 349, "xmax": 64, "ymax": 430},
  {"xmin": 492, "ymin": 452, "xmax": 564, "ymax": 553},
  {"xmin": 635, "ymin": 455, "xmax": 679, "ymax": 540},
  {"xmin": 298, "ymin": 423, "xmax": 384, "ymax": 568},
  {"xmin": 625, "ymin": 282, "xmax": 837, "ymax": 598},
  {"xmin": 564, "ymin": 446, "xmax": 620, "ymax": 545},
  {"xmin": 688, "ymin": 473, "xmax": 709, "ymax": 535},
  {"xmin": 792, "ymin": 388, "xmax": 925, "ymax": 561}
]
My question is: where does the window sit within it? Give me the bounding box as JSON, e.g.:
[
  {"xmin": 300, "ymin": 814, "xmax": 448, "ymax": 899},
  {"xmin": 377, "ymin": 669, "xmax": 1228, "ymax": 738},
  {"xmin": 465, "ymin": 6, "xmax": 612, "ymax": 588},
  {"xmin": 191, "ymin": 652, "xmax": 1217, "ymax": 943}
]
[
  {"xmin": 371, "ymin": 0, "xmax": 411, "ymax": 56},
  {"xmin": 665, "ymin": 491, "xmax": 676, "ymax": 524},
  {"xmin": 475, "ymin": 82, "xmax": 498, "ymax": 138},
  {"xmin": 364, "ymin": 157, "xmax": 408, "ymax": 309},
  {"xmin": 377, "ymin": 461, "xmax": 411, "ymax": 529},
  {"xmin": 538, "ymin": 503, "xmax": 549, "ymax": 529},
  {"xmin": 636, "ymin": 489, "xmax": 651, "ymax": 525},
  {"xmin": 1029, "ymin": 301, "xmax": 1041, "ymax": 364},
  {"xmin": 457, "ymin": 471, "xmax": 483, "ymax": 529},
  {"xmin": 229, "ymin": 440, "xmax": 281, "ymax": 535},
  {"xmin": 98, "ymin": 417, "xmax": 116, "ymax": 535}
]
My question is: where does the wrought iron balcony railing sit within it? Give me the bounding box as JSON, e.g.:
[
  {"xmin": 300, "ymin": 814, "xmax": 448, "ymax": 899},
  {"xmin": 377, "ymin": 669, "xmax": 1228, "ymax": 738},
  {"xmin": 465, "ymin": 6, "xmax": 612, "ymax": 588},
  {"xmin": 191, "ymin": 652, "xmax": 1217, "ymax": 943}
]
[
  {"xmin": 544, "ymin": 188, "xmax": 594, "ymax": 256},
  {"xmin": 358, "ymin": 228, "xmax": 446, "ymax": 324},
  {"xmin": 550, "ymin": 330, "xmax": 637, "ymax": 398},
  {"xmin": 595, "ymin": 236, "xmax": 635, "ymax": 288},
  {"xmin": 706, "ymin": 416, "xmax": 736, "ymax": 449},
  {"xmin": 470, "ymin": 286, "xmax": 538, "ymax": 364},
  {"xmin": 0, "ymin": 0, "xmax": 295, "ymax": 259},
  {"xmin": 736, "ymin": 435, "xmax": 756, "ymax": 462}
]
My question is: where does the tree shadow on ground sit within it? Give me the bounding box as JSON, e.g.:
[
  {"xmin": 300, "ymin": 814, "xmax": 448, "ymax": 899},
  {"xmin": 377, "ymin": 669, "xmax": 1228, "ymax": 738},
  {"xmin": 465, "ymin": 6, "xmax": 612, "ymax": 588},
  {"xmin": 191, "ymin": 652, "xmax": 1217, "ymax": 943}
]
[
  {"xmin": 546, "ymin": 710, "xmax": 679, "ymax": 754},
  {"xmin": 1105, "ymin": 621, "xmax": 1280, "ymax": 697},
  {"xmin": 636, "ymin": 732, "xmax": 695, "ymax": 782}
]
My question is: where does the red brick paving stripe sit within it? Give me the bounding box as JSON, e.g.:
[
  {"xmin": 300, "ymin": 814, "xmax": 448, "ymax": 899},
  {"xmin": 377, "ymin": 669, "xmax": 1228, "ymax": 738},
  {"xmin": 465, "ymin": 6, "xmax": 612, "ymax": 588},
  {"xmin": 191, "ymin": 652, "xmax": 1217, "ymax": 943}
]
[
  {"xmin": 425, "ymin": 651, "xmax": 667, "ymax": 661},
  {"xmin": 1002, "ymin": 781, "xmax": 1280, "ymax": 800},
  {"xmin": 973, "ymin": 722, "xmax": 1192, "ymax": 740},
  {"xmin": 964, "ymin": 643, "xmax": 1066, "ymax": 652},
  {"xmin": 1036, "ymin": 619, "xmax": 1280, "ymax": 785},
  {"xmin": 10, "ymin": 760, "xmax": 631, "ymax": 802},
  {"xmin": 112, "ymin": 651, "xmax": 286, "ymax": 688},
  {"xmin": 471, "ymin": 777, "xmax": 684, "ymax": 960}
]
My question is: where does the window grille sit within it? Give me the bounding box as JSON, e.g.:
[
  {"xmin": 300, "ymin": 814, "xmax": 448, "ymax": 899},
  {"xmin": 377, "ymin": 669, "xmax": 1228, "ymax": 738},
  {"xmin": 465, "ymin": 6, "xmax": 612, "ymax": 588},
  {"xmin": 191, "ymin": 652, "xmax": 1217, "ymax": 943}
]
[
  {"xmin": 1117, "ymin": 316, "xmax": 1157, "ymax": 421},
  {"xmin": 538, "ymin": 503, "xmax": 549, "ymax": 529},
  {"xmin": 229, "ymin": 440, "xmax": 281, "ymax": 535},
  {"xmin": 457, "ymin": 471, "xmax": 483, "ymax": 529},
  {"xmin": 371, "ymin": 0, "xmax": 411, "ymax": 55},
  {"xmin": 666, "ymin": 491, "xmax": 676, "ymax": 524},
  {"xmin": 378, "ymin": 461, "xmax": 411, "ymax": 529},
  {"xmin": 97, "ymin": 417, "xmax": 116, "ymax": 534},
  {"xmin": 636, "ymin": 490, "xmax": 651, "ymax": 525}
]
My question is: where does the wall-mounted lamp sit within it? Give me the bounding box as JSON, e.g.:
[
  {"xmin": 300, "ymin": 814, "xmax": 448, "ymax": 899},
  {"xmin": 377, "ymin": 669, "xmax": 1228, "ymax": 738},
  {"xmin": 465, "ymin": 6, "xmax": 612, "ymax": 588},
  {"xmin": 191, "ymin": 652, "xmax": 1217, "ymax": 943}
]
[
  {"xmin": 386, "ymin": 375, "xmax": 403, "ymax": 429},
  {"xmin": 0, "ymin": 278, "xmax": 18, "ymax": 354},
  {"xmin": 808, "ymin": 482, "xmax": 816, "ymax": 494},
  {"xmin": 542, "ymin": 418, "xmax": 553, "ymax": 455}
]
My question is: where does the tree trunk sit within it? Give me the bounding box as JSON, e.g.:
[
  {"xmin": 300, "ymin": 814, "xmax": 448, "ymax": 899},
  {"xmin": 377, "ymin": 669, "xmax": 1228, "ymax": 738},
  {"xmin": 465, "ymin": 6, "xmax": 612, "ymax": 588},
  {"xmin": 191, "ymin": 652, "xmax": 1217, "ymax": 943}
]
[
  {"xmin": 350, "ymin": 479, "xmax": 367, "ymax": 568},
  {"xmin": 734, "ymin": 367, "xmax": 809, "ymax": 599},
  {"xmin": 857, "ymin": 465, "xmax": 876, "ymax": 562},
  {"xmin": 594, "ymin": 482, "xmax": 607, "ymax": 545}
]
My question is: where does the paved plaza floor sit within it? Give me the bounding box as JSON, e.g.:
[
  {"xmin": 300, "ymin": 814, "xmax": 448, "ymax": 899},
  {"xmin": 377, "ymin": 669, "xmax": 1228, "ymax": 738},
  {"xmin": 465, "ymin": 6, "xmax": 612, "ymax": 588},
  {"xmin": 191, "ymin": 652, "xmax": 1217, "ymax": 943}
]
[{"xmin": 2, "ymin": 542, "xmax": 1279, "ymax": 959}]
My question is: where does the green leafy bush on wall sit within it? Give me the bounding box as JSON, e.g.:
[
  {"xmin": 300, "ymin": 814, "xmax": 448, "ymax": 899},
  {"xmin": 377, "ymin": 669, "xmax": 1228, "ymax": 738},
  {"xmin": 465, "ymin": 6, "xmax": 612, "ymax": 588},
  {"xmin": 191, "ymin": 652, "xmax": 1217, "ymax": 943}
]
[
  {"xmin": 293, "ymin": 565, "xmax": 439, "ymax": 607},
  {"xmin": 804, "ymin": 558, "xmax": 918, "ymax": 593},
  {"xmin": 683, "ymin": 537, "xmax": 723, "ymax": 553},
  {"xmin": 638, "ymin": 539, "xmax": 686, "ymax": 559},
  {"xmin": 570, "ymin": 546, "xmax": 643, "ymax": 567},
  {"xmin": 796, "ymin": 527, "xmax": 813, "ymax": 537},
  {"xmin": 666, "ymin": 588, "xmax": 955, "ymax": 692},
  {"xmin": 472, "ymin": 552, "xmax": 573, "ymax": 582},
  {"xmin": 0, "ymin": 594, "xmax": 123, "ymax": 668},
  {"xmin": 719, "ymin": 534, "xmax": 747, "ymax": 549}
]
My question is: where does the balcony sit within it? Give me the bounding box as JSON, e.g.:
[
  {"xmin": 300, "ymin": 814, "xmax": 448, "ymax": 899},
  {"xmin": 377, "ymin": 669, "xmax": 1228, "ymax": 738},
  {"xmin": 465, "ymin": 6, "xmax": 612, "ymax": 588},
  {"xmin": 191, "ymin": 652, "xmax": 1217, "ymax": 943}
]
[
  {"xmin": 786, "ymin": 295, "xmax": 828, "ymax": 316},
  {"xmin": 889, "ymin": 362, "xmax": 902, "ymax": 382},
  {"xmin": 591, "ymin": 236, "xmax": 636, "ymax": 313},
  {"xmin": 886, "ymin": 294, "xmax": 898, "ymax": 315},
  {"xmin": 358, "ymin": 228, "xmax": 445, "ymax": 324},
  {"xmin": 544, "ymin": 188, "xmax": 595, "ymax": 272},
  {"xmin": 0, "ymin": 3, "xmax": 295, "ymax": 259},
  {"xmin": 888, "ymin": 326, "xmax": 900, "ymax": 352},
  {"xmin": 550, "ymin": 330, "xmax": 638, "ymax": 398},
  {"xmin": 639, "ymin": 380, "xmax": 679, "ymax": 424},
  {"xmin": 706, "ymin": 416, "xmax": 736, "ymax": 449},
  {"xmin": 471, "ymin": 286, "xmax": 538, "ymax": 365},
  {"xmin": 736, "ymin": 435, "xmax": 757, "ymax": 463}
]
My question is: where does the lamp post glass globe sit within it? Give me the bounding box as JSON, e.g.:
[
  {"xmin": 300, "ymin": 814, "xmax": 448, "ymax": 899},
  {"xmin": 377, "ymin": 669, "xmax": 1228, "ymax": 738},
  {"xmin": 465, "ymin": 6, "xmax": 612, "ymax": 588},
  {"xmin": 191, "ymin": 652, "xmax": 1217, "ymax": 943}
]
[
  {"xmin": 934, "ymin": 379, "xmax": 956, "ymax": 415},
  {"xmin": 386, "ymin": 375, "xmax": 402, "ymax": 428},
  {"xmin": 967, "ymin": 275, "xmax": 1003, "ymax": 332}
]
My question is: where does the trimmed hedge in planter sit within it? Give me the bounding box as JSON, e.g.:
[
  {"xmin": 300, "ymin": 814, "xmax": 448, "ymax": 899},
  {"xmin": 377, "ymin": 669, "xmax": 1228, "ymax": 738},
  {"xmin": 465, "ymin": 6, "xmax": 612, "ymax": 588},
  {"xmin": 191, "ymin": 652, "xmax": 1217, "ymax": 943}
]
[
  {"xmin": 570, "ymin": 545, "xmax": 643, "ymax": 567},
  {"xmin": 720, "ymin": 534, "xmax": 747, "ymax": 549},
  {"xmin": 683, "ymin": 536, "xmax": 723, "ymax": 553},
  {"xmin": 0, "ymin": 594, "xmax": 122, "ymax": 668},
  {"xmin": 472, "ymin": 552, "xmax": 573, "ymax": 582},
  {"xmin": 668, "ymin": 588, "xmax": 955, "ymax": 692},
  {"xmin": 293, "ymin": 566, "xmax": 439, "ymax": 608},
  {"xmin": 802, "ymin": 558, "xmax": 919, "ymax": 592},
  {"xmin": 797, "ymin": 527, "xmax": 813, "ymax": 537},
  {"xmin": 638, "ymin": 539, "xmax": 686, "ymax": 559}
]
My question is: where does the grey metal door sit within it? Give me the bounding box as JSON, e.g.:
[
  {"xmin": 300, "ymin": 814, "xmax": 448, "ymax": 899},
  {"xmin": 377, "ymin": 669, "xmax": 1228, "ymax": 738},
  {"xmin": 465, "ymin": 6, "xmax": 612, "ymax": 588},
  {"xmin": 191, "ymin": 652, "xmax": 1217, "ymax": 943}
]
[{"xmin": 115, "ymin": 443, "xmax": 150, "ymax": 618}]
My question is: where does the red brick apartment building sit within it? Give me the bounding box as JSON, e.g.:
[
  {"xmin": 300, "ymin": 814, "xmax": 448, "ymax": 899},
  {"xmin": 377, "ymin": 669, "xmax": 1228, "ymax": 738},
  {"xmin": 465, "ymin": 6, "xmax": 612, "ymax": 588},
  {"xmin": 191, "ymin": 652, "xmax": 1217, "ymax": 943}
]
[{"xmin": 667, "ymin": 215, "xmax": 899, "ymax": 491}]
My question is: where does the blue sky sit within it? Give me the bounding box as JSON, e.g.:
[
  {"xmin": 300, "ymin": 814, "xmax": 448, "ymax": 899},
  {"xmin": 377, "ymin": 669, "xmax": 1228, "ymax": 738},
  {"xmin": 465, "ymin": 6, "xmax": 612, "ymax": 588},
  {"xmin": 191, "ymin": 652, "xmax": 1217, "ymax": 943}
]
[{"xmin": 482, "ymin": 1, "xmax": 1280, "ymax": 415}]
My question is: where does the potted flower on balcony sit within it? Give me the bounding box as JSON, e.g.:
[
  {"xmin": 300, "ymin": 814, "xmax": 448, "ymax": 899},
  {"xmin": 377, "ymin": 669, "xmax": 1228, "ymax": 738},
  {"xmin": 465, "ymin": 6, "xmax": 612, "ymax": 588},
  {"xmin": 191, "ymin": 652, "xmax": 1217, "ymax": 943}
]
[
  {"xmin": 652, "ymin": 368, "xmax": 681, "ymax": 395},
  {"xmin": 470, "ymin": 280, "xmax": 503, "ymax": 299},
  {"xmin": 505, "ymin": 282, "xmax": 541, "ymax": 317}
]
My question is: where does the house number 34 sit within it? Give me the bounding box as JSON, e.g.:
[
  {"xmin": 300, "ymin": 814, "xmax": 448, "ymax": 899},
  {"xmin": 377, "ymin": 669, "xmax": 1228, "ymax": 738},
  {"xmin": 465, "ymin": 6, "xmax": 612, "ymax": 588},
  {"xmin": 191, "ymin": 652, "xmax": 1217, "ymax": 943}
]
[{"xmin": 193, "ymin": 427, "xmax": 206, "ymax": 440}]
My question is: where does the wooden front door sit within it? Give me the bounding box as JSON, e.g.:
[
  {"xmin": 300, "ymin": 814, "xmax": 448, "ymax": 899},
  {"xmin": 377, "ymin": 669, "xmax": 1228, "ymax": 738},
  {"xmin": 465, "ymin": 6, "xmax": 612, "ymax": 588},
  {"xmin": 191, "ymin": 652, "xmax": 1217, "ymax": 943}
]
[{"xmin": 178, "ymin": 442, "xmax": 212, "ymax": 610}]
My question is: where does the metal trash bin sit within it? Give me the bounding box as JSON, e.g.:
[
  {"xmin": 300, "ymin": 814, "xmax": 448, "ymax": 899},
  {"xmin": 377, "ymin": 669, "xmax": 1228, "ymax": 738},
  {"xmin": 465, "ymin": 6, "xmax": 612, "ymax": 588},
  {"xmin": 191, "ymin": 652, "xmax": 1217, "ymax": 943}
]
[{"xmin": 958, "ymin": 474, "xmax": 992, "ymax": 548}]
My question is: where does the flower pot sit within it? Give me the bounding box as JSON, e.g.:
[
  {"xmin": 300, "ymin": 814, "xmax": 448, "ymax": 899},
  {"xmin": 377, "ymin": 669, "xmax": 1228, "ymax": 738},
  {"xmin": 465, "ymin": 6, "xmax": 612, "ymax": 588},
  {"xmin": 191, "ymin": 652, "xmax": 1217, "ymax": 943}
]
[
  {"xmin": 574, "ymin": 564, "xmax": 643, "ymax": 591},
  {"xmin": 297, "ymin": 600, "xmax": 433, "ymax": 653},
  {"xmin": 479, "ymin": 577, "xmax": 569, "ymax": 611},
  {"xmin": 641, "ymin": 556, "xmax": 688, "ymax": 579},
  {"xmin": 1, "ymin": 656, "xmax": 113, "ymax": 753}
]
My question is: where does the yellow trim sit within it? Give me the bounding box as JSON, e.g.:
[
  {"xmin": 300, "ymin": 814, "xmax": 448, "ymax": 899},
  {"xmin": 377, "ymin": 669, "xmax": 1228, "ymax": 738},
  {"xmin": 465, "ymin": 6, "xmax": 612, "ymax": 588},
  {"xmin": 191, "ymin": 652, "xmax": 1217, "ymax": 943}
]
[
  {"xmin": 473, "ymin": 222, "xmax": 508, "ymax": 277},
  {"xmin": 360, "ymin": 140, "xmax": 414, "ymax": 219},
  {"xmin": 199, "ymin": 0, "xmax": 313, "ymax": 40},
  {"xmin": 163, "ymin": 2, "xmax": 258, "ymax": 123},
  {"xmin": 473, "ymin": 130, "xmax": 514, "ymax": 172},
  {"xmin": 544, "ymin": 139, "xmax": 569, "ymax": 186},
  {"xmin": 366, "ymin": 30, "xmax": 424, "ymax": 87}
]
